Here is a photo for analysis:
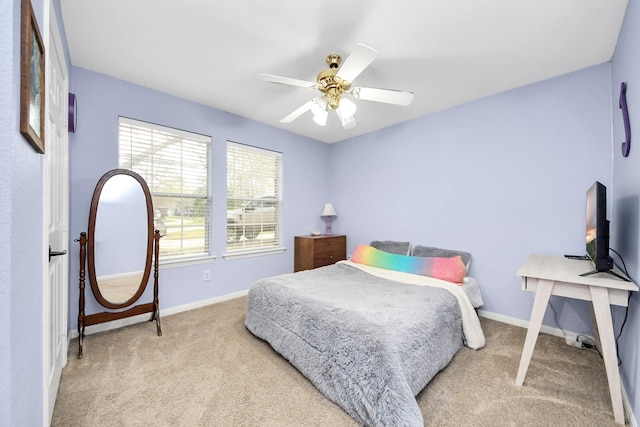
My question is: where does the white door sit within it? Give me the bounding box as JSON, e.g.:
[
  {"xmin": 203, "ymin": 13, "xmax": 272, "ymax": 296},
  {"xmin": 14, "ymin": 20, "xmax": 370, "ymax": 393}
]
[{"xmin": 43, "ymin": 5, "xmax": 69, "ymax": 425}]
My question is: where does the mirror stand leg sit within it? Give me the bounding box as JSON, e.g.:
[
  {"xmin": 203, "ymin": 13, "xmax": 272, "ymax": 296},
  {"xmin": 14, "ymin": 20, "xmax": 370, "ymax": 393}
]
[
  {"xmin": 149, "ymin": 299, "xmax": 161, "ymax": 336},
  {"xmin": 153, "ymin": 303, "xmax": 162, "ymax": 336},
  {"xmin": 77, "ymin": 320, "xmax": 85, "ymax": 359},
  {"xmin": 77, "ymin": 232, "xmax": 88, "ymax": 359},
  {"xmin": 153, "ymin": 229, "xmax": 162, "ymax": 336}
]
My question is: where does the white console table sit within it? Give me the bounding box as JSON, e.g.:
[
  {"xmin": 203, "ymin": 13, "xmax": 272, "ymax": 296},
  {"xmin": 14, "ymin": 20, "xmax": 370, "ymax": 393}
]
[{"xmin": 516, "ymin": 254, "xmax": 638, "ymax": 425}]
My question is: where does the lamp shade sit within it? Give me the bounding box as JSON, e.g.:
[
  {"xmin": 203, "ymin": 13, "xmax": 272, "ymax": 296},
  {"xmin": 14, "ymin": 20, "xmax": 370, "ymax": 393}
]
[
  {"xmin": 312, "ymin": 109, "xmax": 328, "ymax": 126},
  {"xmin": 312, "ymin": 98, "xmax": 328, "ymax": 126},
  {"xmin": 321, "ymin": 203, "xmax": 337, "ymax": 217},
  {"xmin": 336, "ymin": 98, "xmax": 357, "ymax": 128}
]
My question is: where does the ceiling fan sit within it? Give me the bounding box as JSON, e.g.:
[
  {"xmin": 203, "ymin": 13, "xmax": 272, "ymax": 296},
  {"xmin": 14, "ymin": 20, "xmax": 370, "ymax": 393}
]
[{"xmin": 258, "ymin": 43, "xmax": 415, "ymax": 129}]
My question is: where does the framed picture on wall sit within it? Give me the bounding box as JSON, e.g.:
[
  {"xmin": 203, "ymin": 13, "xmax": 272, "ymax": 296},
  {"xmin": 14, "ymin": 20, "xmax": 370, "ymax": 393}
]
[{"xmin": 20, "ymin": 0, "xmax": 45, "ymax": 154}]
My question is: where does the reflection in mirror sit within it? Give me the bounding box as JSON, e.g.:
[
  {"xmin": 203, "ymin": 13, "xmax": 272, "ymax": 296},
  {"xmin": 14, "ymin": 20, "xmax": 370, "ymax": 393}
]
[{"xmin": 94, "ymin": 174, "xmax": 148, "ymax": 304}]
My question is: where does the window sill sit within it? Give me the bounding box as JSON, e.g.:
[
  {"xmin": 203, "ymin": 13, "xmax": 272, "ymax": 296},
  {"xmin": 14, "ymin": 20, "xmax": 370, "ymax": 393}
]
[
  {"xmin": 222, "ymin": 247, "xmax": 286, "ymax": 260},
  {"xmin": 159, "ymin": 255, "xmax": 216, "ymax": 269}
]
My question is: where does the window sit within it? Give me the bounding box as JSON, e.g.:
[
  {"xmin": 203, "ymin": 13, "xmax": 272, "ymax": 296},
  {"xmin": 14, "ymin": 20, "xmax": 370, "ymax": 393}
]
[
  {"xmin": 119, "ymin": 117, "xmax": 210, "ymax": 261},
  {"xmin": 226, "ymin": 141, "xmax": 282, "ymax": 253}
]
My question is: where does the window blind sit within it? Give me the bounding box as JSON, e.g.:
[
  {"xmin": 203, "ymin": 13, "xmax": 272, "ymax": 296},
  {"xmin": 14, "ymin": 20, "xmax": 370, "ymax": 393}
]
[
  {"xmin": 119, "ymin": 117, "xmax": 210, "ymax": 260},
  {"xmin": 226, "ymin": 141, "xmax": 282, "ymax": 252}
]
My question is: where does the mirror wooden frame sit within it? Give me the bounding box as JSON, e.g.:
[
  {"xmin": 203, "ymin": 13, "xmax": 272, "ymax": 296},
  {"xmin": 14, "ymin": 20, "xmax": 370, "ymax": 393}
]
[{"xmin": 77, "ymin": 169, "xmax": 162, "ymax": 358}]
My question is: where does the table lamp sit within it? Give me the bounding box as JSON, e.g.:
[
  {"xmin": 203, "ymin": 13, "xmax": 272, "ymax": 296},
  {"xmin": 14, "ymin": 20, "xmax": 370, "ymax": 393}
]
[{"xmin": 321, "ymin": 203, "xmax": 337, "ymax": 235}]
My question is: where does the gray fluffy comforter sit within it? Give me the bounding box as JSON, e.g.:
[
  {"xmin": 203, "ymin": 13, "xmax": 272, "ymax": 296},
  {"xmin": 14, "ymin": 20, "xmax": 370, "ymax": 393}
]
[{"xmin": 245, "ymin": 263, "xmax": 464, "ymax": 426}]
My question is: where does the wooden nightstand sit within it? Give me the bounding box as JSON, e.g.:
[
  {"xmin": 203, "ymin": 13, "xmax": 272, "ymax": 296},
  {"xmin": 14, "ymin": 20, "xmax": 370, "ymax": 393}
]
[{"xmin": 294, "ymin": 235, "xmax": 346, "ymax": 272}]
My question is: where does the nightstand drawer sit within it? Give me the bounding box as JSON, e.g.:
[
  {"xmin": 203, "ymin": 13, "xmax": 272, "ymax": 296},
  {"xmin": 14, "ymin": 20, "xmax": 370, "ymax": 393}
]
[
  {"xmin": 314, "ymin": 237, "xmax": 345, "ymax": 255},
  {"xmin": 313, "ymin": 251, "xmax": 342, "ymax": 267}
]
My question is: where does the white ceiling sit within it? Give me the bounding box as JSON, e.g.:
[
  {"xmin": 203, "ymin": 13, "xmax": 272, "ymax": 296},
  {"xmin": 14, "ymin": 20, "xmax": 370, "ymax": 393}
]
[{"xmin": 60, "ymin": 0, "xmax": 628, "ymax": 144}]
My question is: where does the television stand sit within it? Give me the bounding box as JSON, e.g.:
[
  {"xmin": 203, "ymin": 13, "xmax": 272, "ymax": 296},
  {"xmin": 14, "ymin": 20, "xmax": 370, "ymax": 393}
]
[{"xmin": 580, "ymin": 268, "xmax": 631, "ymax": 282}]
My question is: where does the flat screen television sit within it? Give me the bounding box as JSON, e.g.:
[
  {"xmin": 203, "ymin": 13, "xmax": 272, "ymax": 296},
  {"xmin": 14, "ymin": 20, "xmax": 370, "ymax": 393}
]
[{"xmin": 584, "ymin": 181, "xmax": 614, "ymax": 273}]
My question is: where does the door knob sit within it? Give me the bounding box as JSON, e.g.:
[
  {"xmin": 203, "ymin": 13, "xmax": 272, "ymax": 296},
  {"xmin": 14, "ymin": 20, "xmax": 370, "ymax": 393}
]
[{"xmin": 49, "ymin": 245, "xmax": 67, "ymax": 262}]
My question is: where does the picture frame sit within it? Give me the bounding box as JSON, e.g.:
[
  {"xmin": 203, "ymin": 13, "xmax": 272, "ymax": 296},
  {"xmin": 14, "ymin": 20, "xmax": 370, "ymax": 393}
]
[{"xmin": 20, "ymin": 0, "xmax": 45, "ymax": 154}]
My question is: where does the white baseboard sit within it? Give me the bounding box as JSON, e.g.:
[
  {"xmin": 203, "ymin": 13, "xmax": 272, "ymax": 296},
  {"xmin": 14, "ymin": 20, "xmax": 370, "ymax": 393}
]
[
  {"xmin": 477, "ymin": 309, "xmax": 636, "ymax": 426},
  {"xmin": 477, "ymin": 309, "xmax": 587, "ymax": 342},
  {"xmin": 68, "ymin": 289, "xmax": 249, "ymax": 340}
]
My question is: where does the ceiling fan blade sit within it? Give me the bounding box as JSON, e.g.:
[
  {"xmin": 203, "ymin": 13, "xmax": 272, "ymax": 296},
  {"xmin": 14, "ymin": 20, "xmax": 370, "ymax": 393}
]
[
  {"xmin": 280, "ymin": 100, "xmax": 314, "ymax": 123},
  {"xmin": 335, "ymin": 43, "xmax": 377, "ymax": 83},
  {"xmin": 350, "ymin": 87, "xmax": 415, "ymax": 106},
  {"xmin": 259, "ymin": 73, "xmax": 317, "ymax": 89}
]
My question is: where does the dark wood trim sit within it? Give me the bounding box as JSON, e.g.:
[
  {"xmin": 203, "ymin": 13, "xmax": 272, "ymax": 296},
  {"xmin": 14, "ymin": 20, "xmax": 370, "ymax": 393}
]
[{"xmin": 83, "ymin": 303, "xmax": 155, "ymax": 326}]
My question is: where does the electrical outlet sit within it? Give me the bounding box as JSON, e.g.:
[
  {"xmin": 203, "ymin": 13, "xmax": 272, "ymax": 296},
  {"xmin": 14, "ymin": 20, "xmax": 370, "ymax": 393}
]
[
  {"xmin": 203, "ymin": 270, "xmax": 211, "ymax": 281},
  {"xmin": 577, "ymin": 335, "xmax": 596, "ymax": 349},
  {"xmin": 566, "ymin": 337, "xmax": 584, "ymax": 348},
  {"xmin": 566, "ymin": 335, "xmax": 596, "ymax": 349}
]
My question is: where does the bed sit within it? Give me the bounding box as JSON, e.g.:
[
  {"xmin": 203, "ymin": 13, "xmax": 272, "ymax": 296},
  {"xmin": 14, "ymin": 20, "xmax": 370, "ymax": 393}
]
[{"xmin": 245, "ymin": 246, "xmax": 485, "ymax": 426}]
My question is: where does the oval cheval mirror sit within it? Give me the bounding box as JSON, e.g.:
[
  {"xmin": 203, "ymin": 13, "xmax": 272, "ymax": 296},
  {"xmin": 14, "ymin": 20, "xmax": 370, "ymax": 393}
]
[{"xmin": 77, "ymin": 169, "xmax": 162, "ymax": 358}]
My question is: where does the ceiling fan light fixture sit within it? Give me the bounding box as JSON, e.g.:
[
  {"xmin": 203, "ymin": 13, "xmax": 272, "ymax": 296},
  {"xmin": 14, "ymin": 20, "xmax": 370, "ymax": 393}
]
[
  {"xmin": 313, "ymin": 110, "xmax": 328, "ymax": 126},
  {"xmin": 338, "ymin": 98, "xmax": 356, "ymax": 117},
  {"xmin": 327, "ymin": 94, "xmax": 341, "ymax": 110},
  {"xmin": 339, "ymin": 114, "xmax": 357, "ymax": 129},
  {"xmin": 311, "ymin": 98, "xmax": 328, "ymax": 126},
  {"xmin": 337, "ymin": 98, "xmax": 357, "ymax": 129}
]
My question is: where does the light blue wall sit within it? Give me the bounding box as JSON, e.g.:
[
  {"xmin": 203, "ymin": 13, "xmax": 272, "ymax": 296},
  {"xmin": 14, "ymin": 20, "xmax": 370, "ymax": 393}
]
[
  {"xmin": 2, "ymin": 0, "xmax": 46, "ymax": 425},
  {"xmin": 0, "ymin": 1, "xmax": 16, "ymax": 423},
  {"xmin": 330, "ymin": 64, "xmax": 613, "ymax": 335},
  {"xmin": 68, "ymin": 67, "xmax": 331, "ymax": 329},
  {"xmin": 611, "ymin": 0, "xmax": 640, "ymax": 418}
]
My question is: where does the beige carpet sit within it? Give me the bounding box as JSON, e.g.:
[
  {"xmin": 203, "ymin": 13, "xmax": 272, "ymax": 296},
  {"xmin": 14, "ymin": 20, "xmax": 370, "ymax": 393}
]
[{"xmin": 52, "ymin": 296, "xmax": 625, "ymax": 426}]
